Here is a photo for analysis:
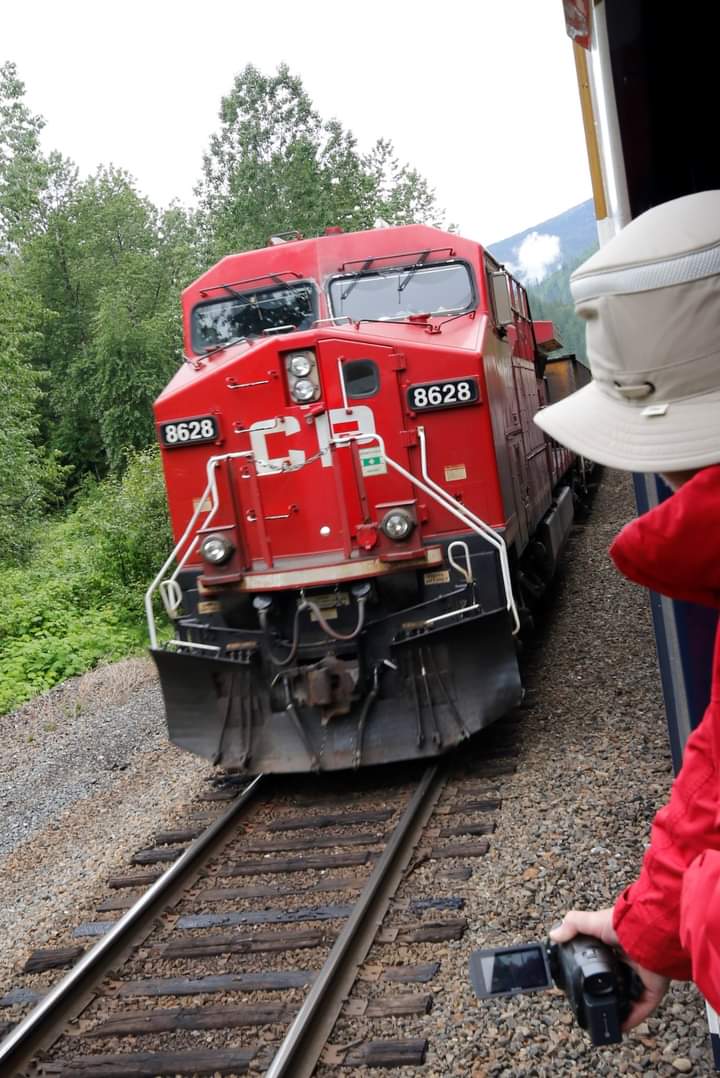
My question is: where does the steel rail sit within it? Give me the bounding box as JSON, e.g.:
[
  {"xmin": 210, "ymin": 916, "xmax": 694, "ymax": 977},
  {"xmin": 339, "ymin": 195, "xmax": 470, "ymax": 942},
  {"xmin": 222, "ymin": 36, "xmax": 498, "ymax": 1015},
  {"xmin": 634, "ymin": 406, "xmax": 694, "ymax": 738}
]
[
  {"xmin": 265, "ymin": 764, "xmax": 445, "ymax": 1078},
  {"xmin": 0, "ymin": 774, "xmax": 264, "ymax": 1074}
]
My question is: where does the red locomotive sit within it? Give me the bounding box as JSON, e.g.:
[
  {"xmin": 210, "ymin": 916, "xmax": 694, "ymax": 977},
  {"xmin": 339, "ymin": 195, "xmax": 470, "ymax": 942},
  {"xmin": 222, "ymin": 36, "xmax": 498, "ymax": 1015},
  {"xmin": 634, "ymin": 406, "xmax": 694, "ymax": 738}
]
[{"xmin": 147, "ymin": 223, "xmax": 585, "ymax": 773}]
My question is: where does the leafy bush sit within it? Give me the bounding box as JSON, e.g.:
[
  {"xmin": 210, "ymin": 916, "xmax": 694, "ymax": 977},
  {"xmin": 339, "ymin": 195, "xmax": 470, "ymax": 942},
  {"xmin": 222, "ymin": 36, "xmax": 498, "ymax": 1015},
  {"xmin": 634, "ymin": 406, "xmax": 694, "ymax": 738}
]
[{"xmin": 0, "ymin": 447, "xmax": 172, "ymax": 713}]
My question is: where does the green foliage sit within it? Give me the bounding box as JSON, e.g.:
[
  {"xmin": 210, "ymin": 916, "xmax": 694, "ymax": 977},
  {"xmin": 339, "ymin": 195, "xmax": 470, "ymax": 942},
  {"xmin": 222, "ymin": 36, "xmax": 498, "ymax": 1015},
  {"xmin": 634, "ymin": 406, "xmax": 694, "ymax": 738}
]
[
  {"xmin": 17, "ymin": 168, "xmax": 200, "ymax": 479},
  {"xmin": 0, "ymin": 273, "xmax": 66, "ymax": 560},
  {"xmin": 197, "ymin": 64, "xmax": 441, "ymax": 258},
  {"xmin": 70, "ymin": 446, "xmax": 173, "ymax": 590},
  {"xmin": 0, "ymin": 448, "xmax": 171, "ymax": 713},
  {"xmin": 0, "ymin": 61, "xmax": 49, "ymax": 248}
]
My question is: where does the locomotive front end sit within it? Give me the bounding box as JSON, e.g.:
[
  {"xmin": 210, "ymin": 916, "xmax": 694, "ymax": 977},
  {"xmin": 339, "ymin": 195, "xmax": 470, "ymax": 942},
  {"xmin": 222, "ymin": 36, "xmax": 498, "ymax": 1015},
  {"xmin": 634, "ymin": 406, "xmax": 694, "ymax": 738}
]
[{"xmin": 148, "ymin": 226, "xmax": 545, "ymax": 774}]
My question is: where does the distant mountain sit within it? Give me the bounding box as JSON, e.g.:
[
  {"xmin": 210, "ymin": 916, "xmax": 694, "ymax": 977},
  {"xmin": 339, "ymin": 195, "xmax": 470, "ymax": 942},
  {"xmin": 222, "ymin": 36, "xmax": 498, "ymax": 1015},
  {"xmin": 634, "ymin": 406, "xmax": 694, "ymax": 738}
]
[{"xmin": 487, "ymin": 199, "xmax": 598, "ymax": 284}]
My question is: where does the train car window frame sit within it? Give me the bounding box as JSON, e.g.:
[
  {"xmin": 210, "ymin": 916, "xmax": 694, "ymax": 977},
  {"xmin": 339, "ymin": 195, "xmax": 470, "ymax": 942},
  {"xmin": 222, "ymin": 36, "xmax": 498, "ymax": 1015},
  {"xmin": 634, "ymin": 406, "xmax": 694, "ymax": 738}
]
[
  {"xmin": 518, "ymin": 283, "xmax": 530, "ymax": 319},
  {"xmin": 326, "ymin": 259, "xmax": 477, "ymax": 324},
  {"xmin": 190, "ymin": 279, "xmax": 318, "ymax": 353},
  {"xmin": 485, "ymin": 255, "xmax": 531, "ymax": 328},
  {"xmin": 510, "ymin": 278, "xmax": 531, "ymax": 320}
]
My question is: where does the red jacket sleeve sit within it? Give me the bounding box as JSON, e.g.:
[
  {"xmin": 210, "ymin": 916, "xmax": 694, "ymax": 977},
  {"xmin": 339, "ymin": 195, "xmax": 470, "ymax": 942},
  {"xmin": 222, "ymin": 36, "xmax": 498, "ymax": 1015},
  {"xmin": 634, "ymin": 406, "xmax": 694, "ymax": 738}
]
[
  {"xmin": 613, "ymin": 704, "xmax": 720, "ymax": 980},
  {"xmin": 679, "ymin": 848, "xmax": 720, "ymax": 1013},
  {"xmin": 609, "ymin": 465, "xmax": 720, "ymax": 608}
]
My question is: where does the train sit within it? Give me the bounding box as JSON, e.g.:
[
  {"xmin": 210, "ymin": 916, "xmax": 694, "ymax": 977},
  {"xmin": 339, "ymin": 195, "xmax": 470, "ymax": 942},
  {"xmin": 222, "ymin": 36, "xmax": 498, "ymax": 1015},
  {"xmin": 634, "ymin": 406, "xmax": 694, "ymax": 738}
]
[{"xmin": 146, "ymin": 223, "xmax": 589, "ymax": 774}]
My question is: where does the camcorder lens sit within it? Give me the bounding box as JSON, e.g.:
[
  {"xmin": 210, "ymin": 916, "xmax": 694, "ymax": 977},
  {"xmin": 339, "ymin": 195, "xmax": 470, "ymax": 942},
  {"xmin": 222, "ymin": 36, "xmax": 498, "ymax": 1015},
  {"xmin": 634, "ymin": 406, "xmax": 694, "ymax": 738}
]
[{"xmin": 586, "ymin": 972, "xmax": 614, "ymax": 994}]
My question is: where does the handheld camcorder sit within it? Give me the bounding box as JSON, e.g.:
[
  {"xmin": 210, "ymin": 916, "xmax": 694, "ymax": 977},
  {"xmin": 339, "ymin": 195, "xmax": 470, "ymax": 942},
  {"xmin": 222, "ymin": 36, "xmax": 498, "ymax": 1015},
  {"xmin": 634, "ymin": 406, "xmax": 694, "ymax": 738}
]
[{"xmin": 469, "ymin": 934, "xmax": 642, "ymax": 1046}]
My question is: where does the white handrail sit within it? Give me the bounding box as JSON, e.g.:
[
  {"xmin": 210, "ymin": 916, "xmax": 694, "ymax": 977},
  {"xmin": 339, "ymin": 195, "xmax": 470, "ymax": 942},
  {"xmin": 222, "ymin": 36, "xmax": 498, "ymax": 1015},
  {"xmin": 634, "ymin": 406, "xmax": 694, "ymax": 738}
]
[
  {"xmin": 146, "ymin": 444, "xmax": 327, "ymax": 646},
  {"xmin": 416, "ymin": 426, "xmax": 520, "ymax": 633},
  {"xmin": 145, "ymin": 452, "xmax": 253, "ymax": 648},
  {"xmin": 331, "ymin": 428, "xmax": 520, "ymax": 634},
  {"xmin": 144, "ymin": 468, "xmax": 217, "ymax": 648}
]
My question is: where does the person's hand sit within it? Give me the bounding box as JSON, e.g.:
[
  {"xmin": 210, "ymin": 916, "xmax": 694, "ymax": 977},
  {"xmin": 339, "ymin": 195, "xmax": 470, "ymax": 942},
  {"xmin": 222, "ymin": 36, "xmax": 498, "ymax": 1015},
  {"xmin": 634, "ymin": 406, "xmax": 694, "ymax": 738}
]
[{"xmin": 550, "ymin": 908, "xmax": 670, "ymax": 1030}]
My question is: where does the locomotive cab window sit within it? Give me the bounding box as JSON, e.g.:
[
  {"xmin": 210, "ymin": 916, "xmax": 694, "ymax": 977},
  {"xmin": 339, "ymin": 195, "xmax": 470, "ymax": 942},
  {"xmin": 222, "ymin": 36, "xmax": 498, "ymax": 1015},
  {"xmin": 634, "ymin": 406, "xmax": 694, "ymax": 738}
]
[
  {"xmin": 328, "ymin": 262, "xmax": 475, "ymax": 323},
  {"xmin": 191, "ymin": 281, "xmax": 317, "ymax": 352},
  {"xmin": 343, "ymin": 359, "xmax": 380, "ymax": 399}
]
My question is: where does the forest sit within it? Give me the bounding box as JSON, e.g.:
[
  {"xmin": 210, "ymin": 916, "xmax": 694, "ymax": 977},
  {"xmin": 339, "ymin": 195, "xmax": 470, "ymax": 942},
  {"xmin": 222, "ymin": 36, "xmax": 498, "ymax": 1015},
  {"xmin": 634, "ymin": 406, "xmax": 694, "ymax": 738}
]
[{"xmin": 0, "ymin": 59, "xmax": 580, "ymax": 713}]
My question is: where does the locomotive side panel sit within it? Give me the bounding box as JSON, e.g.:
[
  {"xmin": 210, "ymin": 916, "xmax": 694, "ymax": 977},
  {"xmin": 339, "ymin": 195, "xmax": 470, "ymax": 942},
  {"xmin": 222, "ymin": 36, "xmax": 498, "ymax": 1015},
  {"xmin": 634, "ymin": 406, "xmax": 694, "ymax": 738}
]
[
  {"xmin": 512, "ymin": 358, "xmax": 553, "ymax": 537},
  {"xmin": 480, "ymin": 335, "xmax": 520, "ymax": 548}
]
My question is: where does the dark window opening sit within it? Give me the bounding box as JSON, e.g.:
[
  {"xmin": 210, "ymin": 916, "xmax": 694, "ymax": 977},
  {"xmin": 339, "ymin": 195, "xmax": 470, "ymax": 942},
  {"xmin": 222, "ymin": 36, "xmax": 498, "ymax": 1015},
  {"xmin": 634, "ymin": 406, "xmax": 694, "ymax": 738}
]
[
  {"xmin": 344, "ymin": 359, "xmax": 380, "ymax": 398},
  {"xmin": 191, "ymin": 282, "xmax": 316, "ymax": 352}
]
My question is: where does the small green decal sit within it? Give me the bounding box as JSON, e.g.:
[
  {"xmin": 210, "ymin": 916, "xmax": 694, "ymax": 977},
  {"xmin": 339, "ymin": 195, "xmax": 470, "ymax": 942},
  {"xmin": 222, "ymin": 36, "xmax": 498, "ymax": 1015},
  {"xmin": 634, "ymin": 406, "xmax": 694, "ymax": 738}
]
[{"xmin": 359, "ymin": 448, "xmax": 387, "ymax": 476}]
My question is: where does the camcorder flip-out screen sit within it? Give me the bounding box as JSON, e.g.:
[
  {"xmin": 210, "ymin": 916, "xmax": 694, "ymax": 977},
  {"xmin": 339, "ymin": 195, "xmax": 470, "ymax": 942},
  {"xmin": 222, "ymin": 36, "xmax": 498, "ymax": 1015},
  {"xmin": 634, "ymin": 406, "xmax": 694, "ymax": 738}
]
[{"xmin": 469, "ymin": 943, "xmax": 553, "ymax": 999}]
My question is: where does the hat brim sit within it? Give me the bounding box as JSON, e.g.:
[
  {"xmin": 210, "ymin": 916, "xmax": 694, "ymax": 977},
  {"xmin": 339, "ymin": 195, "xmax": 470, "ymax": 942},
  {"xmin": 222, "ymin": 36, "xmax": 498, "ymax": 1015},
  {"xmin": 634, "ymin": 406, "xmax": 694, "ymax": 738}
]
[{"xmin": 534, "ymin": 381, "xmax": 720, "ymax": 473}]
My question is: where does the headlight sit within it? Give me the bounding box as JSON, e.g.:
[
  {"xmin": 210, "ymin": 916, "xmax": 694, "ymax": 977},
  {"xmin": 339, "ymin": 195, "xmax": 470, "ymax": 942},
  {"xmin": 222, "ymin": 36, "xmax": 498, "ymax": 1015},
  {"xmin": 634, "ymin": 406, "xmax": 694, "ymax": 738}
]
[
  {"xmin": 380, "ymin": 508, "xmax": 415, "ymax": 541},
  {"xmin": 292, "ymin": 378, "xmax": 316, "ymax": 402},
  {"xmin": 289, "ymin": 352, "xmax": 313, "ymax": 377},
  {"xmin": 285, "ymin": 348, "xmax": 319, "ymax": 403},
  {"xmin": 199, "ymin": 534, "xmax": 235, "ymax": 565}
]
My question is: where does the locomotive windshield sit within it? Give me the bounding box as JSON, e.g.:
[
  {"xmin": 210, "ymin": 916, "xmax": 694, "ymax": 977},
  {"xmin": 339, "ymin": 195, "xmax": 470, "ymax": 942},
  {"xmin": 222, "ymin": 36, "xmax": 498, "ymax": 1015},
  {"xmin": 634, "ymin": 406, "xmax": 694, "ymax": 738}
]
[
  {"xmin": 329, "ymin": 262, "xmax": 474, "ymax": 322},
  {"xmin": 191, "ymin": 281, "xmax": 316, "ymax": 352}
]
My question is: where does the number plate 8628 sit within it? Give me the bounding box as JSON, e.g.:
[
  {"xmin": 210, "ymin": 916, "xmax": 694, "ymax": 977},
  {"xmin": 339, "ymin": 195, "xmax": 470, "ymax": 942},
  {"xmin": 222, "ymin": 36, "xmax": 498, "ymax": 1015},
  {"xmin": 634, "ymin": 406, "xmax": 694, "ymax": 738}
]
[
  {"xmin": 407, "ymin": 377, "xmax": 479, "ymax": 412},
  {"xmin": 160, "ymin": 414, "xmax": 219, "ymax": 447}
]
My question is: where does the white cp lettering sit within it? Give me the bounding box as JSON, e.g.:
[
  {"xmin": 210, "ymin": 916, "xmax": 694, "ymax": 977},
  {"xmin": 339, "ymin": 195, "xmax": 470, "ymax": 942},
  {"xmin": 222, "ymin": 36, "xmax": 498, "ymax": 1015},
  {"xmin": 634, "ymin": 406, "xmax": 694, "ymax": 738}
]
[{"xmin": 248, "ymin": 416, "xmax": 305, "ymax": 475}]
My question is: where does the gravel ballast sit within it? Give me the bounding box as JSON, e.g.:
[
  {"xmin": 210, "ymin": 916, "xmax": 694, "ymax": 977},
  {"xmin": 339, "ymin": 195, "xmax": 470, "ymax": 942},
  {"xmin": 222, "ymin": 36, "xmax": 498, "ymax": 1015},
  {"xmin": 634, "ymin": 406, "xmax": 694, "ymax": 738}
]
[
  {"xmin": 363, "ymin": 468, "xmax": 711, "ymax": 1077},
  {"xmin": 0, "ymin": 659, "xmax": 208, "ymax": 987}
]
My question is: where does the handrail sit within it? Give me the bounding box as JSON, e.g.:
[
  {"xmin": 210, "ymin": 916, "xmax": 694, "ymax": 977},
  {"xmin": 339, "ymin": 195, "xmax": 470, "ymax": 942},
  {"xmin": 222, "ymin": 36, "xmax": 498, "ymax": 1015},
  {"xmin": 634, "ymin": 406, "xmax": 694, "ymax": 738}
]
[
  {"xmin": 144, "ymin": 452, "xmax": 253, "ymax": 648},
  {"xmin": 197, "ymin": 270, "xmax": 302, "ymax": 298},
  {"xmin": 146, "ymin": 443, "xmax": 327, "ymax": 647},
  {"xmin": 331, "ymin": 428, "xmax": 520, "ymax": 634},
  {"xmin": 416, "ymin": 426, "xmax": 520, "ymax": 632}
]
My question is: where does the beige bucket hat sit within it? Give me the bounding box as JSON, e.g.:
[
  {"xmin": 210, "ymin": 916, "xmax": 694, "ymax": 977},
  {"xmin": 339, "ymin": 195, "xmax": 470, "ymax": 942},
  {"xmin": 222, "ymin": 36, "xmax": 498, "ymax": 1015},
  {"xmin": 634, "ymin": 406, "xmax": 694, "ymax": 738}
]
[{"xmin": 533, "ymin": 190, "xmax": 720, "ymax": 472}]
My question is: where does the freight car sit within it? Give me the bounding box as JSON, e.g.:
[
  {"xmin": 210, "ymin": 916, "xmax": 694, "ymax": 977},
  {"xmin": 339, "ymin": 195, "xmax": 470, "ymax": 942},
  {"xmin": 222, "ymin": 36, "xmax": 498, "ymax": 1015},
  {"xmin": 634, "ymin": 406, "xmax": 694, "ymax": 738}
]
[{"xmin": 146, "ymin": 223, "xmax": 584, "ymax": 774}]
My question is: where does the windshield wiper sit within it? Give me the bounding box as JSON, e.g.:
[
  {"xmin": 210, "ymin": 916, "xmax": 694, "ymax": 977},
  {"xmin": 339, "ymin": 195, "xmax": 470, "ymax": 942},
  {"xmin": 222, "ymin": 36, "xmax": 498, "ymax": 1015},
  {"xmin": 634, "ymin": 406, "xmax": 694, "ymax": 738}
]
[
  {"xmin": 218, "ymin": 284, "xmax": 244, "ymax": 300},
  {"xmin": 202, "ymin": 335, "xmax": 247, "ymax": 358},
  {"xmin": 397, "ymin": 250, "xmax": 432, "ymax": 293},
  {"xmin": 340, "ymin": 258, "xmax": 376, "ymax": 302}
]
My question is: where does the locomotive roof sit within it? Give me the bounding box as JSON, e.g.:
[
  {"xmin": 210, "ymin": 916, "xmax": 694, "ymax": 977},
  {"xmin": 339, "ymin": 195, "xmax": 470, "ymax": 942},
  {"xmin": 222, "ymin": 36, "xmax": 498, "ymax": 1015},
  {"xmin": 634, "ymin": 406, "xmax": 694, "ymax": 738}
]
[{"xmin": 184, "ymin": 223, "xmax": 484, "ymax": 305}]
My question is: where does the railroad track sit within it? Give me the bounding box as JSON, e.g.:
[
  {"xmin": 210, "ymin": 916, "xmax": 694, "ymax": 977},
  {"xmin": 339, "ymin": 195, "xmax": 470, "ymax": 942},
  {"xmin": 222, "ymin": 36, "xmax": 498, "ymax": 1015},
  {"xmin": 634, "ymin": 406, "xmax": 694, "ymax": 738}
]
[{"xmin": 0, "ymin": 721, "xmax": 522, "ymax": 1077}]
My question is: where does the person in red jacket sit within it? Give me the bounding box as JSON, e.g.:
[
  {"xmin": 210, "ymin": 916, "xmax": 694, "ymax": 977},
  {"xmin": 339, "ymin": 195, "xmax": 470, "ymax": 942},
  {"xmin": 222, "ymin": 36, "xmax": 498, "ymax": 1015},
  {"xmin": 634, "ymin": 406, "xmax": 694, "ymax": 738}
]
[{"xmin": 533, "ymin": 190, "xmax": 720, "ymax": 1030}]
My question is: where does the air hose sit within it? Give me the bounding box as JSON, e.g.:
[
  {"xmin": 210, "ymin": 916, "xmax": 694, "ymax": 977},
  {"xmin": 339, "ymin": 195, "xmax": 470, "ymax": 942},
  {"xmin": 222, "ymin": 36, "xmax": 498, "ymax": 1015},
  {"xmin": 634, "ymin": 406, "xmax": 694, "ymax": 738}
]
[{"xmin": 259, "ymin": 594, "xmax": 367, "ymax": 665}]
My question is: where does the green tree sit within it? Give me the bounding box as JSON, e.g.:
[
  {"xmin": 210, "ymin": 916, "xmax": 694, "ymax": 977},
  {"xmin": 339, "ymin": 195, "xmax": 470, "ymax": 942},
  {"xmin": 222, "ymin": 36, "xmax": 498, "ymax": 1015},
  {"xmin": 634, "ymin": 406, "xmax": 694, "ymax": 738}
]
[
  {"xmin": 19, "ymin": 168, "xmax": 201, "ymax": 477},
  {"xmin": 0, "ymin": 273, "xmax": 64, "ymax": 560},
  {"xmin": 197, "ymin": 64, "xmax": 441, "ymax": 257},
  {"xmin": 0, "ymin": 60, "xmax": 48, "ymax": 249}
]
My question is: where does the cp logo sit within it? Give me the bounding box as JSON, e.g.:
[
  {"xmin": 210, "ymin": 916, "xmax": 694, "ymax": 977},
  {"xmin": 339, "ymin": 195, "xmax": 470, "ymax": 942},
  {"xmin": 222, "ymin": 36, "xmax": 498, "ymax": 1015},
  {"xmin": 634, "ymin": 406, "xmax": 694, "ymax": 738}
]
[{"xmin": 249, "ymin": 406, "xmax": 376, "ymax": 475}]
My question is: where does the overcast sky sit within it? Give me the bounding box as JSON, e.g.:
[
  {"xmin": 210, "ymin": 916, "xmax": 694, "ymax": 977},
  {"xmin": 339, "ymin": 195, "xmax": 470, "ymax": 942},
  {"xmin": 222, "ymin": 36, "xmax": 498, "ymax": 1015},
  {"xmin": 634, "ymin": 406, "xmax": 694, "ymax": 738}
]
[{"xmin": 3, "ymin": 0, "xmax": 592, "ymax": 245}]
